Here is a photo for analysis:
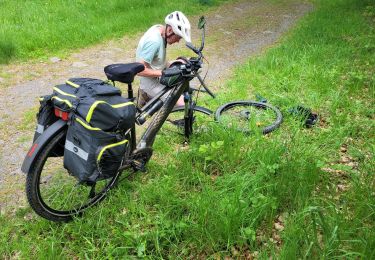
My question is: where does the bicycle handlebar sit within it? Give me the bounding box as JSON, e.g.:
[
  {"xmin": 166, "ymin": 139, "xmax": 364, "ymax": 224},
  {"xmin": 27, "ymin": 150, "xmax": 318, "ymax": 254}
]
[{"xmin": 183, "ymin": 19, "xmax": 215, "ymax": 98}]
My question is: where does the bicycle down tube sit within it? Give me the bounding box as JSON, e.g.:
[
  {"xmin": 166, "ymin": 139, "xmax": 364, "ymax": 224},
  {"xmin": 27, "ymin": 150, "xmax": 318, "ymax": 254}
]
[{"xmin": 137, "ymin": 80, "xmax": 189, "ymax": 148}]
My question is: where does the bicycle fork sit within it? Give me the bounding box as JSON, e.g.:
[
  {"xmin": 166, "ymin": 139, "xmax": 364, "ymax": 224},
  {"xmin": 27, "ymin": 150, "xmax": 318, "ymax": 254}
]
[{"xmin": 183, "ymin": 87, "xmax": 194, "ymax": 139}]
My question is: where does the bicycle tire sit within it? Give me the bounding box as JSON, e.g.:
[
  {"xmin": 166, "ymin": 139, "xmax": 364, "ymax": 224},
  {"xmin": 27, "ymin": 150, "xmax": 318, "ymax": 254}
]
[
  {"xmin": 26, "ymin": 130, "xmax": 121, "ymax": 222},
  {"xmin": 214, "ymin": 101, "xmax": 282, "ymax": 134},
  {"xmin": 166, "ymin": 105, "xmax": 212, "ymax": 137}
]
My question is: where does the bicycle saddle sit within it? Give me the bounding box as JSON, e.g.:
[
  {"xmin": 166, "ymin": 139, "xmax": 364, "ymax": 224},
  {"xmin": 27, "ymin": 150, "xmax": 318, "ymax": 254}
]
[{"xmin": 104, "ymin": 63, "xmax": 145, "ymax": 84}]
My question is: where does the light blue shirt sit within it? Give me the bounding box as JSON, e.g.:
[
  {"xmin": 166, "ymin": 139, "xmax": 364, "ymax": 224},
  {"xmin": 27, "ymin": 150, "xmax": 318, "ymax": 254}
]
[
  {"xmin": 136, "ymin": 25, "xmax": 167, "ymax": 94},
  {"xmin": 136, "ymin": 25, "xmax": 166, "ymax": 70}
]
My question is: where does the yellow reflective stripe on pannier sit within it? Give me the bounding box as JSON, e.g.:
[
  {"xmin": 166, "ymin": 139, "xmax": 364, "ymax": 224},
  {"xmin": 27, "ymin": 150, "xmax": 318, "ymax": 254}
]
[
  {"xmin": 112, "ymin": 102, "xmax": 134, "ymax": 108},
  {"xmin": 75, "ymin": 118, "xmax": 102, "ymax": 131},
  {"xmin": 86, "ymin": 101, "xmax": 106, "ymax": 123},
  {"xmin": 51, "ymin": 96, "xmax": 73, "ymax": 107},
  {"xmin": 66, "ymin": 80, "xmax": 79, "ymax": 88},
  {"xmin": 97, "ymin": 139, "xmax": 128, "ymax": 163},
  {"xmin": 86, "ymin": 101, "xmax": 134, "ymax": 123},
  {"xmin": 53, "ymin": 87, "xmax": 77, "ymax": 98}
]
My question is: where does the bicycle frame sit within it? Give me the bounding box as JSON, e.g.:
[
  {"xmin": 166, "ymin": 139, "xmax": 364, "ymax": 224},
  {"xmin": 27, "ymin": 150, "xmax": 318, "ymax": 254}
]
[{"xmin": 131, "ymin": 80, "xmax": 190, "ymax": 151}]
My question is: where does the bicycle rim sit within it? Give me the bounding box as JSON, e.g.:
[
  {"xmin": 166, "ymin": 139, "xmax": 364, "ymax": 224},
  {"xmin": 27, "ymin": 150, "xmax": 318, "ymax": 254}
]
[
  {"xmin": 215, "ymin": 101, "xmax": 282, "ymax": 134},
  {"xmin": 26, "ymin": 131, "xmax": 121, "ymax": 221},
  {"xmin": 164, "ymin": 105, "xmax": 213, "ymax": 136}
]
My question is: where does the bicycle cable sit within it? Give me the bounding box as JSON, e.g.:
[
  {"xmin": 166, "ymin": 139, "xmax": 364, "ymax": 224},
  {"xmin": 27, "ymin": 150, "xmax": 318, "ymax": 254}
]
[{"xmin": 194, "ymin": 56, "xmax": 210, "ymax": 105}]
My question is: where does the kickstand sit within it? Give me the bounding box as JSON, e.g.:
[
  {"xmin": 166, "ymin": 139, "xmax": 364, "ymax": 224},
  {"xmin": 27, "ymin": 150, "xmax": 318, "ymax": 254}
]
[{"xmin": 88, "ymin": 183, "xmax": 96, "ymax": 199}]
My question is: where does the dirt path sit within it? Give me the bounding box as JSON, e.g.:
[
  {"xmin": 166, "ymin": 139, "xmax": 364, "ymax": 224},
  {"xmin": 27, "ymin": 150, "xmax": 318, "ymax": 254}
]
[{"xmin": 0, "ymin": 0, "xmax": 311, "ymax": 214}]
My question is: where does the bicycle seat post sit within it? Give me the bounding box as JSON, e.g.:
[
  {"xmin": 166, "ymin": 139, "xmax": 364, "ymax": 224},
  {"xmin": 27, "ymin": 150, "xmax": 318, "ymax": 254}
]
[
  {"xmin": 126, "ymin": 82, "xmax": 137, "ymax": 151},
  {"xmin": 127, "ymin": 83, "xmax": 134, "ymax": 99}
]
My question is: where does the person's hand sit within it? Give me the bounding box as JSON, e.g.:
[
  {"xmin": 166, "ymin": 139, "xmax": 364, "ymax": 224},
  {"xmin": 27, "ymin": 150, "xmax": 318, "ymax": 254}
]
[
  {"xmin": 175, "ymin": 58, "xmax": 187, "ymax": 64},
  {"xmin": 168, "ymin": 56, "xmax": 189, "ymax": 68}
]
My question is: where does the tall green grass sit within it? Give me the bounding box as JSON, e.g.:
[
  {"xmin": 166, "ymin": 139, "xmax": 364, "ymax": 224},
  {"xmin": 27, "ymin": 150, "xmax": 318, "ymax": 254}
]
[
  {"xmin": 0, "ymin": 0, "xmax": 229, "ymax": 64},
  {"xmin": 0, "ymin": 0, "xmax": 374, "ymax": 258}
]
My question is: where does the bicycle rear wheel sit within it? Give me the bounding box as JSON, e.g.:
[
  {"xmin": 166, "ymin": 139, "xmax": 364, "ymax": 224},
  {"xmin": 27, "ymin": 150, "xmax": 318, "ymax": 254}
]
[
  {"xmin": 26, "ymin": 130, "xmax": 121, "ymax": 222},
  {"xmin": 215, "ymin": 101, "xmax": 282, "ymax": 134}
]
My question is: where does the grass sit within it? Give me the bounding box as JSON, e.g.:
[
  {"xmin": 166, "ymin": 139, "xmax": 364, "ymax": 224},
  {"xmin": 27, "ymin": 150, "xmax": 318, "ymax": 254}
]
[
  {"xmin": 1, "ymin": 0, "xmax": 374, "ymax": 258},
  {"xmin": 0, "ymin": 0, "xmax": 231, "ymax": 64},
  {"xmin": 17, "ymin": 107, "xmax": 39, "ymax": 131}
]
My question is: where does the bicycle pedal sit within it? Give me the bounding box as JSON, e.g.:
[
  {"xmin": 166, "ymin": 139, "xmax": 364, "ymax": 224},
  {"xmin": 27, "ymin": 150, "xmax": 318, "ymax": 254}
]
[{"xmin": 132, "ymin": 160, "xmax": 147, "ymax": 172}]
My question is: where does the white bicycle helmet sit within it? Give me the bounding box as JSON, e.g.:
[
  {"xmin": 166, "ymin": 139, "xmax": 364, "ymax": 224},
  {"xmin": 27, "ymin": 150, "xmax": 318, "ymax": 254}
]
[{"xmin": 165, "ymin": 11, "xmax": 191, "ymax": 43}]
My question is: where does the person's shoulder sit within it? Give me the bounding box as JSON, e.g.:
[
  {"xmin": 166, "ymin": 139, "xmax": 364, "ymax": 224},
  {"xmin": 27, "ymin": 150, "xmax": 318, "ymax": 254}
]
[{"xmin": 144, "ymin": 25, "xmax": 163, "ymax": 39}]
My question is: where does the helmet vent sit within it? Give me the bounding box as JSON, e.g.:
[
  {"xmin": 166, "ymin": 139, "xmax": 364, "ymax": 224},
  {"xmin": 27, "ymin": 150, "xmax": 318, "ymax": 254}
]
[{"xmin": 165, "ymin": 11, "xmax": 191, "ymax": 42}]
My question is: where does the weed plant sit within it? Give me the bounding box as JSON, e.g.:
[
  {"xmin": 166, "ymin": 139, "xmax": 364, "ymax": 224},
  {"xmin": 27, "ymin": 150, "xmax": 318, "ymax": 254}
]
[{"xmin": 0, "ymin": 0, "xmax": 374, "ymax": 258}]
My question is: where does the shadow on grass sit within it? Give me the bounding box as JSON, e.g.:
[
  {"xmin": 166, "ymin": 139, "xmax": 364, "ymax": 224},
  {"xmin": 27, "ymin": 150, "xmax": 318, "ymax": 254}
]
[{"xmin": 0, "ymin": 39, "xmax": 16, "ymax": 64}]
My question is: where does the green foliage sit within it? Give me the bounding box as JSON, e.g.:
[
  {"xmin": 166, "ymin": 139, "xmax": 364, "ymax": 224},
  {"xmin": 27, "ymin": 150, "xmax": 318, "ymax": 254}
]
[
  {"xmin": 0, "ymin": 38, "xmax": 16, "ymax": 64},
  {"xmin": 0, "ymin": 0, "xmax": 231, "ymax": 64},
  {"xmin": 1, "ymin": 0, "xmax": 374, "ymax": 258}
]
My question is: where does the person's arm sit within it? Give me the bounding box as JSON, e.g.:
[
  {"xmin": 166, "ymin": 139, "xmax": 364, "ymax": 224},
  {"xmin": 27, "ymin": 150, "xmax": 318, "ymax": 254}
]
[
  {"xmin": 137, "ymin": 60, "xmax": 163, "ymax": 78},
  {"xmin": 136, "ymin": 39, "xmax": 164, "ymax": 78}
]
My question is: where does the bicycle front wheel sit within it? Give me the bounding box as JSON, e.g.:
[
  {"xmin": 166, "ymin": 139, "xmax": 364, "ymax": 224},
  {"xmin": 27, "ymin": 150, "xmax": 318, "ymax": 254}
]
[
  {"xmin": 215, "ymin": 101, "xmax": 282, "ymax": 134},
  {"xmin": 165, "ymin": 105, "xmax": 213, "ymax": 137},
  {"xmin": 26, "ymin": 130, "xmax": 121, "ymax": 222}
]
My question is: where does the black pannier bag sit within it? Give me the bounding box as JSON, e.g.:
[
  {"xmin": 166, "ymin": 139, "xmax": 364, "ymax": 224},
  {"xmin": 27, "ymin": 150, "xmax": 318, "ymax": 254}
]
[
  {"xmin": 63, "ymin": 116, "xmax": 128, "ymax": 183},
  {"xmin": 51, "ymin": 78, "xmax": 121, "ymax": 112},
  {"xmin": 75, "ymin": 80, "xmax": 121, "ymax": 97},
  {"xmin": 51, "ymin": 83, "xmax": 79, "ymax": 111},
  {"xmin": 33, "ymin": 94, "xmax": 58, "ymax": 142},
  {"xmin": 67, "ymin": 77, "xmax": 121, "ymax": 97},
  {"xmin": 51, "ymin": 78, "xmax": 131, "ymax": 130},
  {"xmin": 75, "ymin": 95, "xmax": 136, "ymax": 131}
]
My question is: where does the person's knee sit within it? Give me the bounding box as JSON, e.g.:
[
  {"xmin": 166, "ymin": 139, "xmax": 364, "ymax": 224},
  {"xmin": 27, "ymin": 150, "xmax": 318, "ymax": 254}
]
[
  {"xmin": 138, "ymin": 89, "xmax": 151, "ymax": 108},
  {"xmin": 175, "ymin": 96, "xmax": 185, "ymax": 107}
]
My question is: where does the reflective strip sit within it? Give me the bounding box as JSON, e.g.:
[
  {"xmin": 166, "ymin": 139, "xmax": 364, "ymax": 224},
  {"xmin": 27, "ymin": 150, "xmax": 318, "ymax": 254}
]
[
  {"xmin": 97, "ymin": 139, "xmax": 128, "ymax": 163},
  {"xmin": 86, "ymin": 101, "xmax": 106, "ymax": 123},
  {"xmin": 112, "ymin": 102, "xmax": 134, "ymax": 108},
  {"xmin": 65, "ymin": 140, "xmax": 88, "ymax": 161},
  {"xmin": 53, "ymin": 87, "xmax": 77, "ymax": 98},
  {"xmin": 86, "ymin": 101, "xmax": 134, "ymax": 123},
  {"xmin": 66, "ymin": 80, "xmax": 79, "ymax": 88},
  {"xmin": 51, "ymin": 96, "xmax": 73, "ymax": 107},
  {"xmin": 36, "ymin": 124, "xmax": 44, "ymax": 134},
  {"xmin": 76, "ymin": 118, "xmax": 101, "ymax": 131},
  {"xmin": 38, "ymin": 97, "xmax": 44, "ymax": 101}
]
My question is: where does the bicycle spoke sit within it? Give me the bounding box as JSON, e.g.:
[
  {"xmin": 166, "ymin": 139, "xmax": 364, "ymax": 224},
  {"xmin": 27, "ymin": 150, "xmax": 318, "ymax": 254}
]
[{"xmin": 216, "ymin": 101, "xmax": 282, "ymax": 134}]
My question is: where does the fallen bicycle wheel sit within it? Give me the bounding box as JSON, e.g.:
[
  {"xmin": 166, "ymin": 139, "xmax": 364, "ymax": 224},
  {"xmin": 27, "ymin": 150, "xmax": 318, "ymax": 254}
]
[{"xmin": 215, "ymin": 101, "xmax": 282, "ymax": 134}]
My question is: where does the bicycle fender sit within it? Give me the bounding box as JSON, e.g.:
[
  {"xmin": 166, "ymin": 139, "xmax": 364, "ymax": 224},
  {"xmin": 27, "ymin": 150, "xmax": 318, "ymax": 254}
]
[{"xmin": 21, "ymin": 120, "xmax": 67, "ymax": 174}]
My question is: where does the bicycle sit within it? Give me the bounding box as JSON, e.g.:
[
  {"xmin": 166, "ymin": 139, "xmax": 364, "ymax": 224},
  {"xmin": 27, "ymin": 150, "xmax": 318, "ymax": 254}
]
[
  {"xmin": 22, "ymin": 17, "xmax": 215, "ymax": 222},
  {"xmin": 22, "ymin": 16, "xmax": 283, "ymax": 222}
]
